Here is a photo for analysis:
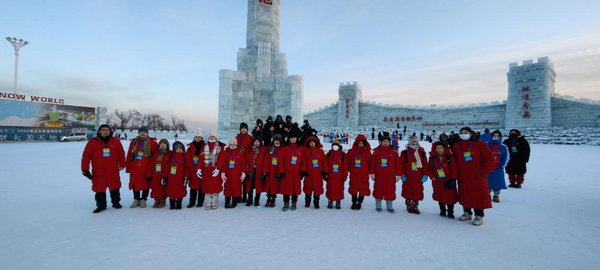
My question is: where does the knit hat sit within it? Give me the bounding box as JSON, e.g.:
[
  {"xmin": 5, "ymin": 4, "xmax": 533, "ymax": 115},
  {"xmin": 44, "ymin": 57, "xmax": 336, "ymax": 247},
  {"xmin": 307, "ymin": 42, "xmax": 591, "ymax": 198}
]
[
  {"xmin": 172, "ymin": 141, "xmax": 184, "ymax": 151},
  {"xmin": 409, "ymin": 136, "xmax": 419, "ymax": 143},
  {"xmin": 332, "ymin": 140, "xmax": 343, "ymax": 150},
  {"xmin": 288, "ymin": 130, "xmax": 300, "ymax": 139},
  {"xmin": 208, "ymin": 131, "xmax": 218, "ymax": 140},
  {"xmin": 158, "ymin": 139, "xmax": 170, "ymax": 149},
  {"xmin": 138, "ymin": 126, "xmax": 149, "ymax": 133},
  {"xmin": 240, "ymin": 122, "xmax": 248, "ymax": 131},
  {"xmin": 194, "ymin": 128, "xmax": 203, "ymax": 138},
  {"xmin": 228, "ymin": 138, "xmax": 238, "ymax": 146},
  {"xmin": 272, "ymin": 134, "xmax": 283, "ymax": 143}
]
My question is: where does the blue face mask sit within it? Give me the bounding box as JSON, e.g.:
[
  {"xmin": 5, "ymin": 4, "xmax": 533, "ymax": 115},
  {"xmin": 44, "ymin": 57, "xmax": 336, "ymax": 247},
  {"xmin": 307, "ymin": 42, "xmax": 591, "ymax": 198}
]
[{"xmin": 491, "ymin": 139, "xmax": 501, "ymax": 143}]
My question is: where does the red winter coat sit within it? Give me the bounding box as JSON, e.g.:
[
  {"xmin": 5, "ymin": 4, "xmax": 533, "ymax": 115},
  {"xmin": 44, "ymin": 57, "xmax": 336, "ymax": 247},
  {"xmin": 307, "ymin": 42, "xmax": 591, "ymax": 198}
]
[
  {"xmin": 219, "ymin": 147, "xmax": 247, "ymax": 197},
  {"xmin": 370, "ymin": 145, "xmax": 401, "ymax": 201},
  {"xmin": 185, "ymin": 142, "xmax": 204, "ymax": 190},
  {"xmin": 246, "ymin": 146, "xmax": 266, "ymax": 193},
  {"xmin": 278, "ymin": 143, "xmax": 305, "ymax": 196},
  {"xmin": 347, "ymin": 135, "xmax": 372, "ymax": 196},
  {"xmin": 126, "ymin": 138, "xmax": 158, "ymax": 191},
  {"xmin": 262, "ymin": 145, "xmax": 282, "ymax": 194},
  {"xmin": 148, "ymin": 150, "xmax": 172, "ymax": 200},
  {"xmin": 302, "ymin": 137, "xmax": 328, "ymax": 196},
  {"xmin": 428, "ymin": 141, "xmax": 458, "ymax": 205},
  {"xmin": 166, "ymin": 152, "xmax": 189, "ymax": 199},
  {"xmin": 325, "ymin": 150, "xmax": 348, "ymax": 201},
  {"xmin": 399, "ymin": 147, "xmax": 429, "ymax": 201},
  {"xmin": 452, "ymin": 140, "xmax": 496, "ymax": 210},
  {"xmin": 196, "ymin": 141, "xmax": 225, "ymax": 194},
  {"xmin": 81, "ymin": 137, "xmax": 126, "ymax": 192}
]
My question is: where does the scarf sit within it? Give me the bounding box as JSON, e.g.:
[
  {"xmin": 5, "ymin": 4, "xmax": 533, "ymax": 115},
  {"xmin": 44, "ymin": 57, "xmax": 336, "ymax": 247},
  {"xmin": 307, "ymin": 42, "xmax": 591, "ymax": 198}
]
[
  {"xmin": 252, "ymin": 145, "xmax": 261, "ymax": 167},
  {"xmin": 133, "ymin": 137, "xmax": 152, "ymax": 158},
  {"xmin": 410, "ymin": 147, "xmax": 423, "ymax": 168},
  {"xmin": 203, "ymin": 142, "xmax": 220, "ymax": 166}
]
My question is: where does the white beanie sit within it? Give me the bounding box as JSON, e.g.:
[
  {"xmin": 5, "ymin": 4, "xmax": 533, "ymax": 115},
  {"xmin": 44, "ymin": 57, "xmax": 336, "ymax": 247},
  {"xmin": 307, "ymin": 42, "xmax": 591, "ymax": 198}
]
[
  {"xmin": 209, "ymin": 131, "xmax": 218, "ymax": 140},
  {"xmin": 195, "ymin": 128, "xmax": 203, "ymax": 138},
  {"xmin": 228, "ymin": 138, "xmax": 237, "ymax": 145}
]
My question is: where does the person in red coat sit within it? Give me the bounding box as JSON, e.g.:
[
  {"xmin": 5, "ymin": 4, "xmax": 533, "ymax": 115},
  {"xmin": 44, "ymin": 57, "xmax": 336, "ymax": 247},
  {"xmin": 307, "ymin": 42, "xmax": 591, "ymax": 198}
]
[
  {"xmin": 302, "ymin": 136, "xmax": 328, "ymax": 209},
  {"xmin": 399, "ymin": 136, "xmax": 429, "ymax": 214},
  {"xmin": 236, "ymin": 122, "xmax": 254, "ymax": 203},
  {"xmin": 347, "ymin": 134, "xmax": 372, "ymax": 210},
  {"xmin": 185, "ymin": 129, "xmax": 205, "ymax": 208},
  {"xmin": 195, "ymin": 131, "xmax": 225, "ymax": 210},
  {"xmin": 262, "ymin": 134, "xmax": 283, "ymax": 208},
  {"xmin": 452, "ymin": 127, "xmax": 496, "ymax": 226},
  {"xmin": 245, "ymin": 137, "xmax": 265, "ymax": 207},
  {"xmin": 219, "ymin": 138, "xmax": 247, "ymax": 209},
  {"xmin": 276, "ymin": 131, "xmax": 304, "ymax": 211},
  {"xmin": 148, "ymin": 139, "xmax": 171, "ymax": 209},
  {"xmin": 126, "ymin": 126, "xmax": 158, "ymax": 209},
  {"xmin": 325, "ymin": 140, "xmax": 348, "ymax": 209},
  {"xmin": 428, "ymin": 141, "xmax": 459, "ymax": 219},
  {"xmin": 81, "ymin": 124, "xmax": 126, "ymax": 213},
  {"xmin": 369, "ymin": 132, "xmax": 402, "ymax": 213},
  {"xmin": 163, "ymin": 141, "xmax": 189, "ymax": 210}
]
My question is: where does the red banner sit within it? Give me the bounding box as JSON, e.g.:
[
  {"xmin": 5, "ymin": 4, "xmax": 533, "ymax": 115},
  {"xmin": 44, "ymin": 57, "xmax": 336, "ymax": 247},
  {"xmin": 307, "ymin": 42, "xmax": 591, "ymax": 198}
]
[{"xmin": 260, "ymin": 0, "xmax": 273, "ymax": 5}]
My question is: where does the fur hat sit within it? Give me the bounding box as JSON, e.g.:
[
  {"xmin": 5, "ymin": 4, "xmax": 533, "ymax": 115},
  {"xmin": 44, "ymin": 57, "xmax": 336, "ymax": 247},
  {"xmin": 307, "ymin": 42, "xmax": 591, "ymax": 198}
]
[
  {"xmin": 194, "ymin": 128, "xmax": 203, "ymax": 138},
  {"xmin": 138, "ymin": 126, "xmax": 149, "ymax": 133},
  {"xmin": 381, "ymin": 131, "xmax": 391, "ymax": 142},
  {"xmin": 158, "ymin": 139, "xmax": 170, "ymax": 149},
  {"xmin": 208, "ymin": 131, "xmax": 218, "ymax": 140},
  {"xmin": 172, "ymin": 141, "xmax": 185, "ymax": 151},
  {"xmin": 288, "ymin": 130, "xmax": 300, "ymax": 139},
  {"xmin": 272, "ymin": 134, "xmax": 283, "ymax": 143},
  {"xmin": 240, "ymin": 122, "xmax": 248, "ymax": 131},
  {"xmin": 228, "ymin": 138, "xmax": 238, "ymax": 145}
]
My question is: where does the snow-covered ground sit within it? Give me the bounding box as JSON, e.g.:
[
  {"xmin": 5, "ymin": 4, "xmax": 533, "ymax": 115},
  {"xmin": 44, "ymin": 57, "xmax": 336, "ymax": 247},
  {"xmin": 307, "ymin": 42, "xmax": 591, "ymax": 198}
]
[{"xmin": 0, "ymin": 140, "xmax": 598, "ymax": 269}]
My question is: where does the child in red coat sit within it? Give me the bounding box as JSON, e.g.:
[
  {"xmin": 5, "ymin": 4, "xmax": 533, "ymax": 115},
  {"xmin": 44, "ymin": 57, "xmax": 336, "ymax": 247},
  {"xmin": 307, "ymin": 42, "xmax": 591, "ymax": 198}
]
[
  {"xmin": 428, "ymin": 141, "xmax": 459, "ymax": 219},
  {"xmin": 325, "ymin": 140, "xmax": 348, "ymax": 209},
  {"xmin": 219, "ymin": 138, "xmax": 247, "ymax": 209},
  {"xmin": 164, "ymin": 141, "xmax": 189, "ymax": 210},
  {"xmin": 302, "ymin": 136, "xmax": 328, "ymax": 209},
  {"xmin": 399, "ymin": 136, "xmax": 429, "ymax": 214},
  {"xmin": 148, "ymin": 139, "xmax": 171, "ymax": 209}
]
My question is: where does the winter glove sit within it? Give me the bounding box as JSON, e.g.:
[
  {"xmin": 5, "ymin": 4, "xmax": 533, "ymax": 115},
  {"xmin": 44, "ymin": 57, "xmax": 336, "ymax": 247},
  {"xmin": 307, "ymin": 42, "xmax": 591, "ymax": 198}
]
[
  {"xmin": 147, "ymin": 177, "xmax": 152, "ymax": 182},
  {"xmin": 247, "ymin": 172, "xmax": 253, "ymax": 181},
  {"xmin": 240, "ymin": 173, "xmax": 246, "ymax": 182},
  {"xmin": 301, "ymin": 171, "xmax": 308, "ymax": 178},
  {"xmin": 82, "ymin": 170, "xmax": 93, "ymax": 180},
  {"xmin": 261, "ymin": 173, "xmax": 268, "ymax": 183},
  {"xmin": 321, "ymin": 172, "xmax": 328, "ymax": 182},
  {"xmin": 421, "ymin": 176, "xmax": 428, "ymax": 183},
  {"xmin": 275, "ymin": 173, "xmax": 285, "ymax": 180},
  {"xmin": 221, "ymin": 172, "xmax": 228, "ymax": 181},
  {"xmin": 183, "ymin": 178, "xmax": 189, "ymax": 186},
  {"xmin": 445, "ymin": 179, "xmax": 457, "ymax": 190},
  {"xmin": 212, "ymin": 168, "xmax": 220, "ymax": 177},
  {"xmin": 401, "ymin": 175, "xmax": 407, "ymax": 182},
  {"xmin": 161, "ymin": 177, "xmax": 167, "ymax": 186},
  {"xmin": 196, "ymin": 169, "xmax": 203, "ymax": 179}
]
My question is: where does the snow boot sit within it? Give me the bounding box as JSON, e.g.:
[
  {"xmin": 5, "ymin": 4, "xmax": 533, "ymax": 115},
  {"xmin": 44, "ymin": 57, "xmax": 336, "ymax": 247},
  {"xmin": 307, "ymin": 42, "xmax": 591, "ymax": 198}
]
[
  {"xmin": 493, "ymin": 195, "xmax": 500, "ymax": 203},
  {"xmin": 152, "ymin": 200, "xmax": 160, "ymax": 208},
  {"xmin": 188, "ymin": 190, "xmax": 197, "ymax": 208},
  {"xmin": 283, "ymin": 201, "xmax": 289, "ymax": 212},
  {"xmin": 458, "ymin": 212, "xmax": 472, "ymax": 221},
  {"xmin": 169, "ymin": 199, "xmax": 176, "ymax": 210},
  {"xmin": 314, "ymin": 195, "xmax": 320, "ymax": 209},
  {"xmin": 508, "ymin": 183, "xmax": 517, "ymax": 188},
  {"xmin": 139, "ymin": 199, "xmax": 147, "ymax": 208},
  {"xmin": 406, "ymin": 200, "xmax": 413, "ymax": 213},
  {"xmin": 112, "ymin": 203, "xmax": 122, "ymax": 209},
  {"xmin": 472, "ymin": 216, "xmax": 483, "ymax": 226},
  {"xmin": 351, "ymin": 195, "xmax": 357, "ymax": 210},
  {"xmin": 176, "ymin": 199, "xmax": 182, "ymax": 210},
  {"xmin": 386, "ymin": 200, "xmax": 395, "ymax": 213},
  {"xmin": 254, "ymin": 193, "xmax": 261, "ymax": 207},
  {"xmin": 376, "ymin": 199, "xmax": 382, "ymax": 212},
  {"xmin": 130, "ymin": 200, "xmax": 140, "ymax": 208},
  {"xmin": 158, "ymin": 199, "xmax": 166, "ymax": 209},
  {"xmin": 447, "ymin": 205, "xmax": 455, "ymax": 219},
  {"xmin": 305, "ymin": 195, "xmax": 311, "ymax": 208},
  {"xmin": 291, "ymin": 201, "xmax": 297, "ymax": 211},
  {"xmin": 225, "ymin": 197, "xmax": 232, "ymax": 209},
  {"xmin": 336, "ymin": 201, "xmax": 341, "ymax": 209},
  {"xmin": 357, "ymin": 196, "xmax": 364, "ymax": 210},
  {"xmin": 412, "ymin": 201, "xmax": 420, "ymax": 215},
  {"xmin": 327, "ymin": 200, "xmax": 333, "ymax": 209},
  {"xmin": 231, "ymin": 197, "xmax": 240, "ymax": 208},
  {"xmin": 197, "ymin": 191, "xmax": 205, "ymax": 207},
  {"xmin": 515, "ymin": 184, "xmax": 522, "ymax": 188},
  {"xmin": 246, "ymin": 193, "xmax": 254, "ymax": 207},
  {"xmin": 93, "ymin": 207, "xmax": 106, "ymax": 214}
]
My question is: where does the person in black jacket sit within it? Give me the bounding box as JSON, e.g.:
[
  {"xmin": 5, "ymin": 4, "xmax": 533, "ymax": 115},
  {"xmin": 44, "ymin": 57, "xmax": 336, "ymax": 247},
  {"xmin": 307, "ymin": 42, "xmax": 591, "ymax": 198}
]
[
  {"xmin": 503, "ymin": 129, "xmax": 530, "ymax": 188},
  {"xmin": 252, "ymin": 119, "xmax": 263, "ymax": 139},
  {"xmin": 262, "ymin": 116, "xmax": 274, "ymax": 147}
]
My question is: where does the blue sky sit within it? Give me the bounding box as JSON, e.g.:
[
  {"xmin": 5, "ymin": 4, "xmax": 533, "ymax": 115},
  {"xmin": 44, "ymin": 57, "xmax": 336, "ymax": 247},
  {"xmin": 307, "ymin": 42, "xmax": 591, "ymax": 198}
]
[{"xmin": 1, "ymin": 0, "xmax": 600, "ymax": 131}]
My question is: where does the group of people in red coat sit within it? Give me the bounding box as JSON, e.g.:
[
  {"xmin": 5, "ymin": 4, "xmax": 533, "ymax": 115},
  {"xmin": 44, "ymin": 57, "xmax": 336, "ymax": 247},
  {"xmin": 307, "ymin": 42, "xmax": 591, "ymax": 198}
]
[{"xmin": 81, "ymin": 123, "xmax": 496, "ymax": 226}]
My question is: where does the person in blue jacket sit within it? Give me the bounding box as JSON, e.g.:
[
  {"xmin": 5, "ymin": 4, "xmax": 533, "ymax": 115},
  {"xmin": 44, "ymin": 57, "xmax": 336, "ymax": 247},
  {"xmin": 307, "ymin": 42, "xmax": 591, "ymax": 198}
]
[
  {"xmin": 479, "ymin": 128, "xmax": 492, "ymax": 143},
  {"xmin": 487, "ymin": 130, "xmax": 509, "ymax": 203}
]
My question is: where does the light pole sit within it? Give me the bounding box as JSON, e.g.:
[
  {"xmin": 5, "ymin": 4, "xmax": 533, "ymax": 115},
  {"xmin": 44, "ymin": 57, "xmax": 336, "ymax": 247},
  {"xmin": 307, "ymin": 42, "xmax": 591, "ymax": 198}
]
[{"xmin": 5, "ymin": 37, "xmax": 29, "ymax": 94}]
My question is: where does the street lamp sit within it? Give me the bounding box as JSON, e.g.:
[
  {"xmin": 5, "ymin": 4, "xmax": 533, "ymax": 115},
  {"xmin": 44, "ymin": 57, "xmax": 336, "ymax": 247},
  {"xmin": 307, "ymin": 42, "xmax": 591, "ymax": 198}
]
[{"xmin": 5, "ymin": 37, "xmax": 29, "ymax": 94}]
